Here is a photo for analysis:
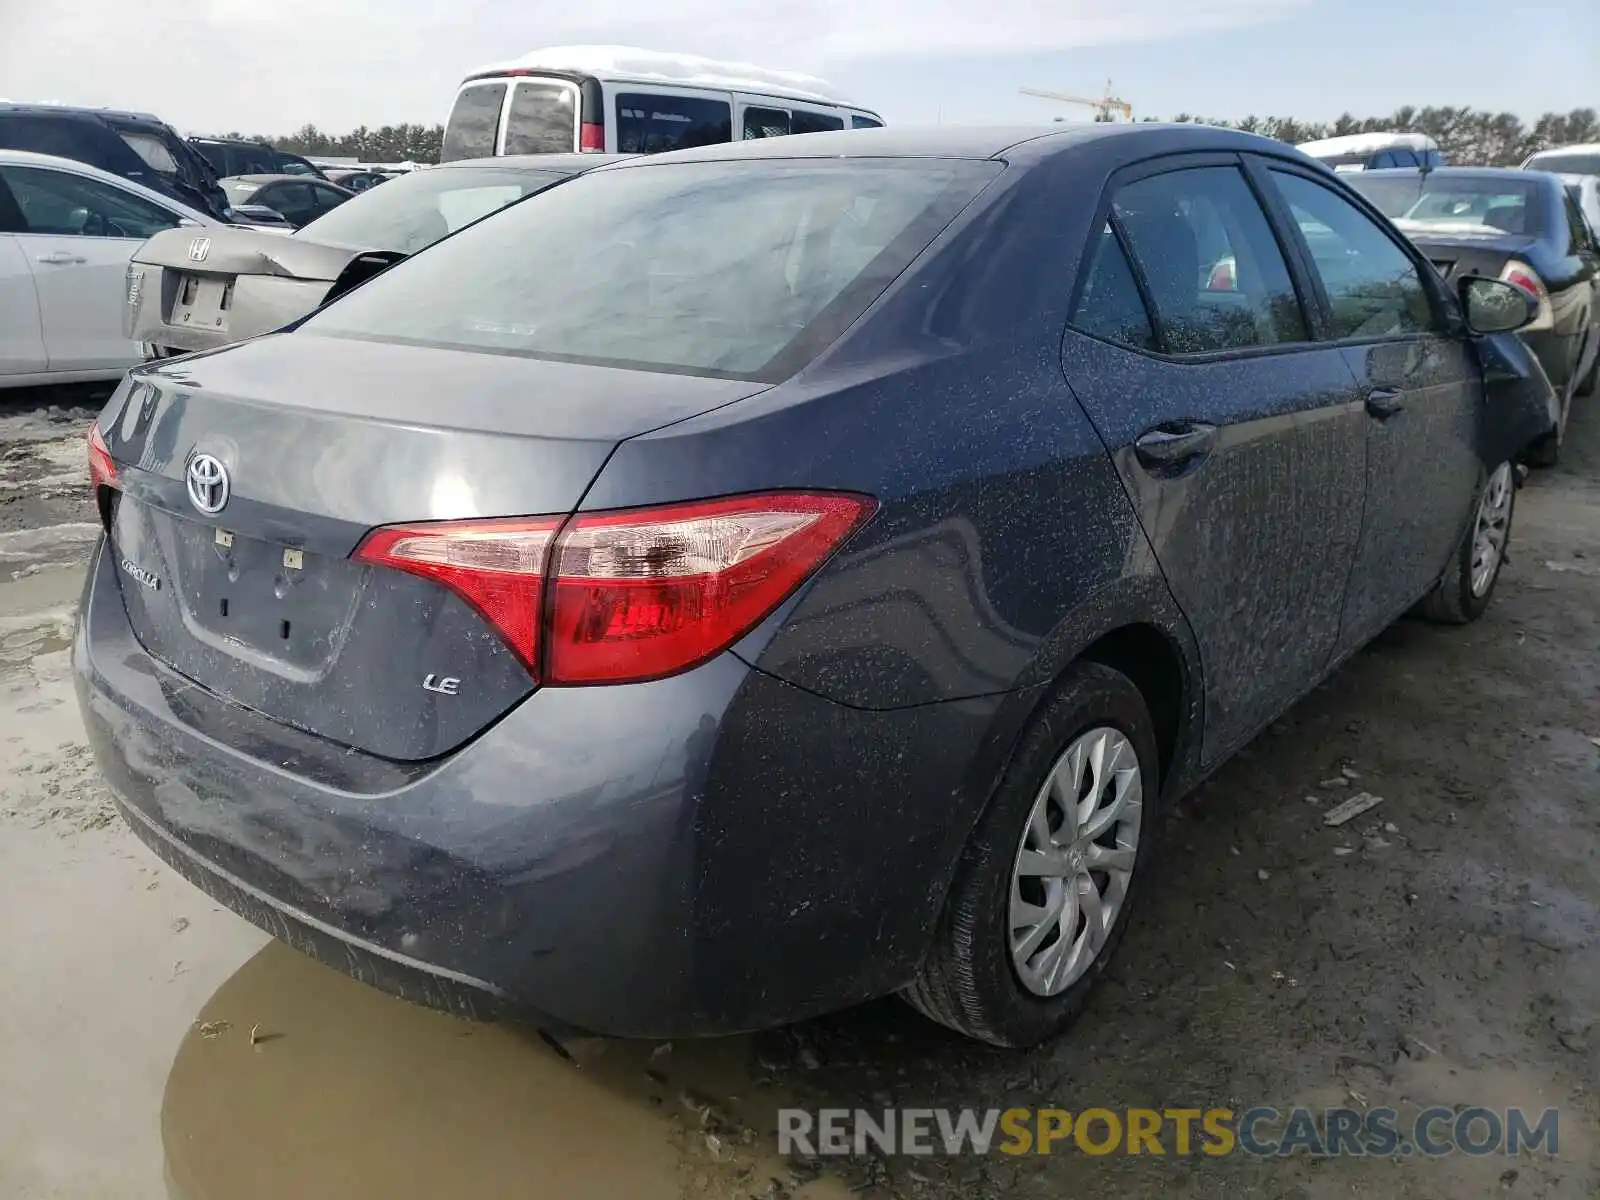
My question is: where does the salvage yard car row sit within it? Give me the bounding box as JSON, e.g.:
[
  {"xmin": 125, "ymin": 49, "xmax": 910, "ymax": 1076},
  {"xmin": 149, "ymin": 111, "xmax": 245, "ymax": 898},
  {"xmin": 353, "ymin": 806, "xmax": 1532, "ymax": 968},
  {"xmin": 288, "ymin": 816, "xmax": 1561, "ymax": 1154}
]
[{"xmin": 77, "ymin": 123, "xmax": 1568, "ymax": 1047}]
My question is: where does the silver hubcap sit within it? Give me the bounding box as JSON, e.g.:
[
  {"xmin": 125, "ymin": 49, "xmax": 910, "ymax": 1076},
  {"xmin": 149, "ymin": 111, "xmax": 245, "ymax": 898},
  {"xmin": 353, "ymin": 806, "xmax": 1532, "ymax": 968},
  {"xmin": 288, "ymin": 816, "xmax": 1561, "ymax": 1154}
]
[
  {"xmin": 1009, "ymin": 726, "xmax": 1143, "ymax": 998},
  {"xmin": 1470, "ymin": 463, "xmax": 1513, "ymax": 598}
]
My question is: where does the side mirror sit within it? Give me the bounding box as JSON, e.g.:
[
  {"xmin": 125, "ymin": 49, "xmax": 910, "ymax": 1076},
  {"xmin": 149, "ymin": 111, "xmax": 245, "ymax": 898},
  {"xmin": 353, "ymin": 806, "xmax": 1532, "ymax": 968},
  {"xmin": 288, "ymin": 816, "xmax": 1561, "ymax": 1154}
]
[{"xmin": 1460, "ymin": 277, "xmax": 1538, "ymax": 335}]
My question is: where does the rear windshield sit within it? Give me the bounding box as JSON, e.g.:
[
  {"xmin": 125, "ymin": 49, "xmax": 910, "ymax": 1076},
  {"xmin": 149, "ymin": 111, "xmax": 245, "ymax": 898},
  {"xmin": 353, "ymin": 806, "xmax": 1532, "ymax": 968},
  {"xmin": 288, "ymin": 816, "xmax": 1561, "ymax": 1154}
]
[
  {"xmin": 298, "ymin": 165, "xmax": 571, "ymax": 254},
  {"xmin": 504, "ymin": 82, "xmax": 576, "ymax": 154},
  {"xmin": 306, "ymin": 159, "xmax": 998, "ymax": 381},
  {"xmin": 1347, "ymin": 174, "xmax": 1545, "ymax": 236},
  {"xmin": 1526, "ymin": 152, "xmax": 1600, "ymax": 176},
  {"xmin": 441, "ymin": 83, "xmax": 507, "ymax": 162}
]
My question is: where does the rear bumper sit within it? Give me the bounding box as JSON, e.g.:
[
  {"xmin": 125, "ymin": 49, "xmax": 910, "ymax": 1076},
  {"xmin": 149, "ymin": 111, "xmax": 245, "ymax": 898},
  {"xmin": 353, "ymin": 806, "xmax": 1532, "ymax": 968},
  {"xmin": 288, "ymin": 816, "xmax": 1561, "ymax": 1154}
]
[{"xmin": 73, "ymin": 539, "xmax": 1028, "ymax": 1035}]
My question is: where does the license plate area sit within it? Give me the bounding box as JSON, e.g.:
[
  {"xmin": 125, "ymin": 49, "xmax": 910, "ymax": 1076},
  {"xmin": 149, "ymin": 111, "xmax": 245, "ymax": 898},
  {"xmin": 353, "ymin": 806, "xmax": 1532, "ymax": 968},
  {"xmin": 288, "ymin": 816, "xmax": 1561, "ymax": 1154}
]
[
  {"xmin": 167, "ymin": 273, "xmax": 235, "ymax": 332},
  {"xmin": 113, "ymin": 498, "xmax": 361, "ymax": 673}
]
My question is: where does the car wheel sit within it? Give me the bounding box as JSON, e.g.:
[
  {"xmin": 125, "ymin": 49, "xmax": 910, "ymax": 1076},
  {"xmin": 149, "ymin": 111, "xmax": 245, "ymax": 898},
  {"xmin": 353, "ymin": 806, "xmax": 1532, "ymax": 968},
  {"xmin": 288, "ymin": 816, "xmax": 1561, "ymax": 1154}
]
[
  {"xmin": 1419, "ymin": 461, "xmax": 1516, "ymax": 625},
  {"xmin": 901, "ymin": 662, "xmax": 1158, "ymax": 1048}
]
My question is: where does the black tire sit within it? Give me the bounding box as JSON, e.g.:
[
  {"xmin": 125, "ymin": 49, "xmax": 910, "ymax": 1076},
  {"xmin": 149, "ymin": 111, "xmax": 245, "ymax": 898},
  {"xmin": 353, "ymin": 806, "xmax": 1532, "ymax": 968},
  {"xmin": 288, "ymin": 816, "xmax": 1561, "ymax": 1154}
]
[
  {"xmin": 900, "ymin": 662, "xmax": 1159, "ymax": 1048},
  {"xmin": 1419, "ymin": 461, "xmax": 1516, "ymax": 625}
]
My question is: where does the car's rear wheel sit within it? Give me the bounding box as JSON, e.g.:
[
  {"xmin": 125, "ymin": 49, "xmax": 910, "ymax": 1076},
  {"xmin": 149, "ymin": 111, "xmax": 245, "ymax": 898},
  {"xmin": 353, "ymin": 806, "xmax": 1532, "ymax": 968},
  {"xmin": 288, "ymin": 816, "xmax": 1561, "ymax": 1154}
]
[
  {"xmin": 1420, "ymin": 460, "xmax": 1516, "ymax": 625},
  {"xmin": 901, "ymin": 663, "xmax": 1158, "ymax": 1048}
]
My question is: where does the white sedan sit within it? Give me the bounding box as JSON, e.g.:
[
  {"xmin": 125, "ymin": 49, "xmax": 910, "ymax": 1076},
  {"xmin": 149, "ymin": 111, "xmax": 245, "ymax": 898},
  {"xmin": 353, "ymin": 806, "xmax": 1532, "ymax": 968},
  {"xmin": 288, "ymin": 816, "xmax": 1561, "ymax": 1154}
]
[{"xmin": 0, "ymin": 148, "xmax": 218, "ymax": 388}]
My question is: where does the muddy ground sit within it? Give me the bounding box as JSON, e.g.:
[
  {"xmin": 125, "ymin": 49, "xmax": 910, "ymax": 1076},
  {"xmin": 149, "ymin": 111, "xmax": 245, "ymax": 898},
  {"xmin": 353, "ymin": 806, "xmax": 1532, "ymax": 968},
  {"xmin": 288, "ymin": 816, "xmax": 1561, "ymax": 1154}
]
[{"xmin": 1, "ymin": 382, "xmax": 1595, "ymax": 1199}]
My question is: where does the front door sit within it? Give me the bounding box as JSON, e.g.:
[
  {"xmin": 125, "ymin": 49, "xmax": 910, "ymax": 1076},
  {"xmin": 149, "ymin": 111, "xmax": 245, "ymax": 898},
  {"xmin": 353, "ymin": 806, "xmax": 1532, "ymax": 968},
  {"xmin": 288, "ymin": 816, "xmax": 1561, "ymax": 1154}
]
[
  {"xmin": 1261, "ymin": 164, "xmax": 1483, "ymax": 650},
  {"xmin": 1061, "ymin": 157, "xmax": 1367, "ymax": 763},
  {"xmin": 0, "ymin": 162, "xmax": 185, "ymax": 372}
]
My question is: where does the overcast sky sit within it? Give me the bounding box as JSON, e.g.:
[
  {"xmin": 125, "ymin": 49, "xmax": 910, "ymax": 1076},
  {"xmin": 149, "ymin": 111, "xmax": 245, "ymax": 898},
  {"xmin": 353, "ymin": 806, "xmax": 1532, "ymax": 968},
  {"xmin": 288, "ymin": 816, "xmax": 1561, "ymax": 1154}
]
[{"xmin": 1, "ymin": 0, "xmax": 1594, "ymax": 135}]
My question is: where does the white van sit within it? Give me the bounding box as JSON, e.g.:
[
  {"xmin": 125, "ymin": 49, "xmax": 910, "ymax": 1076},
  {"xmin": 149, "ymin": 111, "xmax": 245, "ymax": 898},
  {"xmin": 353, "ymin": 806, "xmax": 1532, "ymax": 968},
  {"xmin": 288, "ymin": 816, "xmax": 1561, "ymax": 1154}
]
[
  {"xmin": 1296, "ymin": 132, "xmax": 1445, "ymax": 172},
  {"xmin": 441, "ymin": 45, "xmax": 884, "ymax": 162}
]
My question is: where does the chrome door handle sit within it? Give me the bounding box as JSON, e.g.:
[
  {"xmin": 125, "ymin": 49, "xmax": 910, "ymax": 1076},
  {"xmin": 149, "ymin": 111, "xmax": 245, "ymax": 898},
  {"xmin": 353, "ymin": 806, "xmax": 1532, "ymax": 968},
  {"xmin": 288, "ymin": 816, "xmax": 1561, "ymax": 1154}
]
[{"xmin": 36, "ymin": 251, "xmax": 88, "ymax": 265}]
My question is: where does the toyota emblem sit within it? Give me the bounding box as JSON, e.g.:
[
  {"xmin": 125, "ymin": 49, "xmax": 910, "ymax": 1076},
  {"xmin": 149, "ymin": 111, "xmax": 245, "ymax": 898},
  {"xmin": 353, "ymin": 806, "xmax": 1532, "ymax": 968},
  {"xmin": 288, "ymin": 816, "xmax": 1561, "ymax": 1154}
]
[
  {"xmin": 187, "ymin": 236, "xmax": 211, "ymax": 263},
  {"xmin": 186, "ymin": 453, "xmax": 230, "ymax": 515}
]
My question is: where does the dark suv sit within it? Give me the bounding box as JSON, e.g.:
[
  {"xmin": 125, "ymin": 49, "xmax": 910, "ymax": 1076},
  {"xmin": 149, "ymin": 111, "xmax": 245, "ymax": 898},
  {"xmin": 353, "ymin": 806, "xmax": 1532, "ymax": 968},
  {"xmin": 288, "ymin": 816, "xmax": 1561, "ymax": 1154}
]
[
  {"xmin": 190, "ymin": 138, "xmax": 329, "ymax": 181},
  {"xmin": 0, "ymin": 105, "xmax": 229, "ymax": 218}
]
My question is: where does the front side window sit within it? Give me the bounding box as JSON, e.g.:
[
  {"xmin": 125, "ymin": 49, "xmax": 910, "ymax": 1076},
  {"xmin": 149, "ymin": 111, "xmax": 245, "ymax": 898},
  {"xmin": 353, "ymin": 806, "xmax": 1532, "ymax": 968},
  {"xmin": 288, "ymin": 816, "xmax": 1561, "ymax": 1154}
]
[
  {"xmin": 504, "ymin": 82, "xmax": 576, "ymax": 154},
  {"xmin": 743, "ymin": 107, "xmax": 791, "ymax": 140},
  {"xmin": 852, "ymin": 115, "xmax": 884, "ymax": 130},
  {"xmin": 0, "ymin": 165, "xmax": 181, "ymax": 238},
  {"xmin": 1111, "ymin": 166, "xmax": 1307, "ymax": 354},
  {"xmin": 1272, "ymin": 170, "xmax": 1438, "ymax": 341},
  {"xmin": 441, "ymin": 83, "xmax": 508, "ymax": 162},
  {"xmin": 306, "ymin": 159, "xmax": 999, "ymax": 381},
  {"xmin": 1070, "ymin": 223, "xmax": 1156, "ymax": 351},
  {"xmin": 615, "ymin": 93, "xmax": 731, "ymax": 154}
]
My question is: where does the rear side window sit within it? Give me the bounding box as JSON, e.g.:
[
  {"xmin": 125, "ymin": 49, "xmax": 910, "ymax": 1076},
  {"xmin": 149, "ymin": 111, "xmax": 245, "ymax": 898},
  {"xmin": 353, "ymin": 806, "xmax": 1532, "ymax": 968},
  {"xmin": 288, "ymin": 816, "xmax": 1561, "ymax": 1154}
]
[
  {"xmin": 615, "ymin": 94, "xmax": 731, "ymax": 154},
  {"xmin": 1564, "ymin": 192, "xmax": 1595, "ymax": 253},
  {"xmin": 120, "ymin": 132, "xmax": 179, "ymax": 175},
  {"xmin": 1112, "ymin": 166, "xmax": 1307, "ymax": 354},
  {"xmin": 441, "ymin": 83, "xmax": 507, "ymax": 162},
  {"xmin": 1271, "ymin": 170, "xmax": 1438, "ymax": 340},
  {"xmin": 1070, "ymin": 224, "xmax": 1156, "ymax": 350},
  {"xmin": 743, "ymin": 107, "xmax": 791, "ymax": 139},
  {"xmin": 792, "ymin": 111, "xmax": 845, "ymax": 134},
  {"xmin": 852, "ymin": 116, "xmax": 884, "ymax": 130},
  {"xmin": 0, "ymin": 116, "xmax": 113, "ymax": 169},
  {"xmin": 307, "ymin": 160, "xmax": 999, "ymax": 381},
  {"xmin": 504, "ymin": 82, "xmax": 576, "ymax": 154},
  {"xmin": 192, "ymin": 141, "xmax": 228, "ymax": 174},
  {"xmin": 257, "ymin": 182, "xmax": 317, "ymax": 224}
]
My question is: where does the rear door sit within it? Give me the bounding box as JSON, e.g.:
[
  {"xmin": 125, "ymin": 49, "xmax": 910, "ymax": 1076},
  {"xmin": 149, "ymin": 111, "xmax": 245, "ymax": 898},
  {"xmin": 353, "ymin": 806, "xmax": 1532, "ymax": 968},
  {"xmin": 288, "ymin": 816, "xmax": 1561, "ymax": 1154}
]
[
  {"xmin": 441, "ymin": 82, "xmax": 508, "ymax": 162},
  {"xmin": 500, "ymin": 78, "xmax": 580, "ymax": 154},
  {"xmin": 1260, "ymin": 162, "xmax": 1483, "ymax": 650},
  {"xmin": 1061, "ymin": 155, "xmax": 1366, "ymax": 764},
  {"xmin": 0, "ymin": 162, "xmax": 187, "ymax": 371}
]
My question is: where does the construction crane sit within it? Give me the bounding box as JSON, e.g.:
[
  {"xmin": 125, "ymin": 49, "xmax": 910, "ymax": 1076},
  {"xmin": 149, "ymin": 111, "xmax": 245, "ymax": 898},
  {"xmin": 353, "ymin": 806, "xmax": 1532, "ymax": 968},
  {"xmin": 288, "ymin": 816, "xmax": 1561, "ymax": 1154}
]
[{"xmin": 1019, "ymin": 82, "xmax": 1132, "ymax": 123}]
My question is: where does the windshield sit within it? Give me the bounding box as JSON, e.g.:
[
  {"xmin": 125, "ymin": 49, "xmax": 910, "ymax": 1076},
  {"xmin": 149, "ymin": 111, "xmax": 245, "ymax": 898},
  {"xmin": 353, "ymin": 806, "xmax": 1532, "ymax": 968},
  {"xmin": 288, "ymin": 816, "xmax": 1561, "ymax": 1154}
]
[
  {"xmin": 297, "ymin": 165, "xmax": 571, "ymax": 254},
  {"xmin": 1526, "ymin": 152, "xmax": 1600, "ymax": 176},
  {"xmin": 306, "ymin": 159, "xmax": 998, "ymax": 381},
  {"xmin": 120, "ymin": 132, "xmax": 179, "ymax": 176},
  {"xmin": 1346, "ymin": 174, "xmax": 1543, "ymax": 235}
]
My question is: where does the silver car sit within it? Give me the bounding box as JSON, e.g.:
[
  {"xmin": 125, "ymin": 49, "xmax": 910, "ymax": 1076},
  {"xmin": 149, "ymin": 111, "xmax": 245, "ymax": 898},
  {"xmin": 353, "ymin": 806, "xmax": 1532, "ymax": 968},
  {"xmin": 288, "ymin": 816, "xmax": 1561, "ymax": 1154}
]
[{"xmin": 125, "ymin": 154, "xmax": 628, "ymax": 359}]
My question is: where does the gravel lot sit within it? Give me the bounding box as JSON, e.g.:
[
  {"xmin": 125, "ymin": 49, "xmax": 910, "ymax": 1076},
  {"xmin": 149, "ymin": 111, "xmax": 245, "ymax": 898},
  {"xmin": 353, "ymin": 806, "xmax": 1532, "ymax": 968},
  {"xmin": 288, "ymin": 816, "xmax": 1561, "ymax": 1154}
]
[{"xmin": 2, "ymin": 381, "xmax": 1596, "ymax": 1200}]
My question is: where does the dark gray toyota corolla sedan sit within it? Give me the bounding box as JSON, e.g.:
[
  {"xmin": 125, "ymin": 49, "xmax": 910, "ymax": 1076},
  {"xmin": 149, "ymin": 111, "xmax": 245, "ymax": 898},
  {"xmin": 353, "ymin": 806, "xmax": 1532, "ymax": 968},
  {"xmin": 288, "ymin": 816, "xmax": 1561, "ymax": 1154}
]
[{"xmin": 76, "ymin": 125, "xmax": 1553, "ymax": 1048}]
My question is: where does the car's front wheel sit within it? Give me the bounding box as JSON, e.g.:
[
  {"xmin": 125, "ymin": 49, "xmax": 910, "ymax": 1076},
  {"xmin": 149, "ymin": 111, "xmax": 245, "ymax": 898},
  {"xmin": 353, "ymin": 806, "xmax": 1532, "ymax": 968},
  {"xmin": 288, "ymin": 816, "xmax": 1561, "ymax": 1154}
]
[
  {"xmin": 901, "ymin": 663, "xmax": 1158, "ymax": 1048},
  {"xmin": 1419, "ymin": 460, "xmax": 1516, "ymax": 625}
]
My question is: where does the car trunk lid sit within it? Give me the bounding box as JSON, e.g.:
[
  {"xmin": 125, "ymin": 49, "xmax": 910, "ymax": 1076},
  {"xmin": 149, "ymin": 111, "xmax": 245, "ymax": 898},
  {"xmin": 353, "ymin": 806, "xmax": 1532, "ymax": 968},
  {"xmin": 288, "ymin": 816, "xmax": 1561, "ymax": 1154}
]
[
  {"xmin": 1391, "ymin": 226, "xmax": 1537, "ymax": 282},
  {"xmin": 99, "ymin": 332, "xmax": 769, "ymax": 760}
]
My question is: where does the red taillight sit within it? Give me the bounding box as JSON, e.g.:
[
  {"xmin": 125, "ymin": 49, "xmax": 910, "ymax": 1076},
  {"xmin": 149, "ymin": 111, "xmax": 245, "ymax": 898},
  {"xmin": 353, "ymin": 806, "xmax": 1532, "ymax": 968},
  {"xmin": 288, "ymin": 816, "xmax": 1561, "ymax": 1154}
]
[
  {"xmin": 353, "ymin": 492, "xmax": 875, "ymax": 685},
  {"xmin": 1502, "ymin": 263, "xmax": 1544, "ymax": 301},
  {"xmin": 87, "ymin": 422, "xmax": 119, "ymax": 492},
  {"xmin": 1207, "ymin": 259, "xmax": 1236, "ymax": 292},
  {"xmin": 579, "ymin": 122, "xmax": 605, "ymax": 152},
  {"xmin": 356, "ymin": 518, "xmax": 561, "ymax": 669}
]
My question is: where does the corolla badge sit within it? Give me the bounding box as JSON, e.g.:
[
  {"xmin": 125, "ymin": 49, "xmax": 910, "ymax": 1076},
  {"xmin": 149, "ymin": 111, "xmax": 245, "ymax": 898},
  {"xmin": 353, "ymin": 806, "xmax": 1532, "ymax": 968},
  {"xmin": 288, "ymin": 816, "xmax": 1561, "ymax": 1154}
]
[
  {"xmin": 119, "ymin": 558, "xmax": 162, "ymax": 591},
  {"xmin": 186, "ymin": 453, "xmax": 230, "ymax": 515},
  {"xmin": 187, "ymin": 236, "xmax": 211, "ymax": 263}
]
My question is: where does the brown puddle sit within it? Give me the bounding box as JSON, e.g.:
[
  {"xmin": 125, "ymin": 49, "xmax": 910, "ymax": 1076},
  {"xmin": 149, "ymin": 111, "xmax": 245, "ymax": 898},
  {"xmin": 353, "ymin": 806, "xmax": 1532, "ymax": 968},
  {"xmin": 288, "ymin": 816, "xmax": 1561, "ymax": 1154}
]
[{"xmin": 163, "ymin": 942, "xmax": 854, "ymax": 1200}]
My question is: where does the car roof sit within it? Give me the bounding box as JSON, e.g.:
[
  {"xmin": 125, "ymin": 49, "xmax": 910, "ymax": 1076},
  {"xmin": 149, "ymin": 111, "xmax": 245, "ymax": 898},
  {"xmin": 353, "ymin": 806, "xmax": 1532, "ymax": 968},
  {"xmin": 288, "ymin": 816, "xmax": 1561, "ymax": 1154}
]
[
  {"xmin": 0, "ymin": 103, "xmax": 172, "ymax": 130},
  {"xmin": 434, "ymin": 153, "xmax": 633, "ymax": 173},
  {"xmin": 1358, "ymin": 166, "xmax": 1551, "ymax": 184},
  {"xmin": 1297, "ymin": 131, "xmax": 1437, "ymax": 155},
  {"xmin": 1527, "ymin": 143, "xmax": 1600, "ymax": 157},
  {"xmin": 0, "ymin": 147, "xmax": 218, "ymax": 221},
  {"xmin": 587, "ymin": 123, "xmax": 1300, "ymax": 169},
  {"xmin": 467, "ymin": 45, "xmax": 854, "ymax": 107}
]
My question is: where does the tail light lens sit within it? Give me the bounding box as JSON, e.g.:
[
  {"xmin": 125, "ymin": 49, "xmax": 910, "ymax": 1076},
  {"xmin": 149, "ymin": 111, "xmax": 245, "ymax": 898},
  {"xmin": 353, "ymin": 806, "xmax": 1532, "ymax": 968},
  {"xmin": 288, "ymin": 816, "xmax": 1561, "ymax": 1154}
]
[
  {"xmin": 87, "ymin": 422, "xmax": 119, "ymax": 492},
  {"xmin": 579, "ymin": 122, "xmax": 605, "ymax": 152},
  {"xmin": 1500, "ymin": 260, "xmax": 1553, "ymax": 330},
  {"xmin": 1206, "ymin": 258, "xmax": 1236, "ymax": 292},
  {"xmin": 355, "ymin": 518, "xmax": 561, "ymax": 668},
  {"xmin": 354, "ymin": 492, "xmax": 875, "ymax": 685}
]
